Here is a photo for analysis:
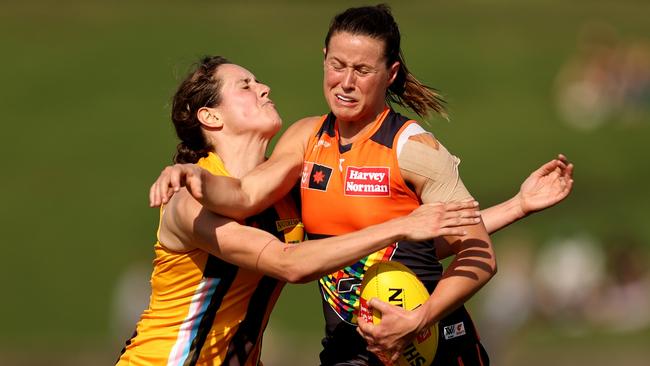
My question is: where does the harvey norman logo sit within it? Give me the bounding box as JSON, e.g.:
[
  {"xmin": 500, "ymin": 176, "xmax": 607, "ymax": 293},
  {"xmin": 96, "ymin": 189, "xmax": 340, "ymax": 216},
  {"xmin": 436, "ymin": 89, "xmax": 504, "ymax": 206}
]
[{"xmin": 344, "ymin": 166, "xmax": 390, "ymax": 197}]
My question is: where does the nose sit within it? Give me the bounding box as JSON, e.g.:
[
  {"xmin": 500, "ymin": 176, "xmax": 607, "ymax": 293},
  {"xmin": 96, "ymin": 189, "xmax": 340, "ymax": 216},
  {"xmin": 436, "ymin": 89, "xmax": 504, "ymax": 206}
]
[
  {"xmin": 341, "ymin": 68, "xmax": 355, "ymax": 91},
  {"xmin": 259, "ymin": 83, "xmax": 271, "ymax": 99}
]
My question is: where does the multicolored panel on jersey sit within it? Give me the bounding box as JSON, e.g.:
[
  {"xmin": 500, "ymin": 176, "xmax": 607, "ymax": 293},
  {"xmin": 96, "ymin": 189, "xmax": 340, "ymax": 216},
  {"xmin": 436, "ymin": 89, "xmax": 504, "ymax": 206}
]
[{"xmin": 319, "ymin": 243, "xmax": 397, "ymax": 324}]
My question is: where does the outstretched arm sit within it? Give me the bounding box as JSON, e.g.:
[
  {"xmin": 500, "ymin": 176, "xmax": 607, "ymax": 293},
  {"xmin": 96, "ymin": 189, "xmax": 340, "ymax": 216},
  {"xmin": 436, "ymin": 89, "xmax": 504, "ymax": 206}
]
[
  {"xmin": 149, "ymin": 117, "xmax": 320, "ymax": 220},
  {"xmin": 480, "ymin": 154, "xmax": 574, "ymax": 234},
  {"xmin": 432, "ymin": 154, "xmax": 575, "ymax": 261},
  {"xmin": 161, "ymin": 189, "xmax": 482, "ymax": 283}
]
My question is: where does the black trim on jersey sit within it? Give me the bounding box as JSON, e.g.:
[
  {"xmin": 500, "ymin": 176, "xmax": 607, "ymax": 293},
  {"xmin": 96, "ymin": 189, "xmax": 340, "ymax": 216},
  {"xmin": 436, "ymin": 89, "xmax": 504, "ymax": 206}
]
[
  {"xmin": 317, "ymin": 113, "xmax": 352, "ymax": 154},
  {"xmin": 369, "ymin": 110, "xmax": 411, "ymax": 149},
  {"xmin": 339, "ymin": 142, "xmax": 352, "ymax": 154},
  {"xmin": 184, "ymin": 256, "xmax": 239, "ymax": 366},
  {"xmin": 183, "ymin": 205, "xmax": 287, "ymax": 365},
  {"xmin": 117, "ymin": 329, "xmax": 138, "ymax": 362},
  {"xmin": 316, "ymin": 113, "xmax": 337, "ymax": 139},
  {"xmin": 246, "ymin": 205, "xmax": 285, "ymax": 241},
  {"xmin": 305, "ymin": 232, "xmax": 330, "ymax": 240},
  {"xmin": 223, "ymin": 276, "xmax": 281, "ymax": 365},
  {"xmin": 219, "ymin": 206, "xmax": 285, "ymax": 365},
  {"xmin": 317, "ymin": 110, "xmax": 411, "ymax": 153}
]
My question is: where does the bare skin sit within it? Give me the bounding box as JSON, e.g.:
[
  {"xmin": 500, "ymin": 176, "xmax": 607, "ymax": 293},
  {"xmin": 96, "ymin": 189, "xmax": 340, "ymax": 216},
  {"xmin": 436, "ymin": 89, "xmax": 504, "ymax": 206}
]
[
  {"xmin": 149, "ymin": 33, "xmax": 575, "ymax": 364},
  {"xmin": 159, "ymin": 62, "xmax": 486, "ymax": 285}
]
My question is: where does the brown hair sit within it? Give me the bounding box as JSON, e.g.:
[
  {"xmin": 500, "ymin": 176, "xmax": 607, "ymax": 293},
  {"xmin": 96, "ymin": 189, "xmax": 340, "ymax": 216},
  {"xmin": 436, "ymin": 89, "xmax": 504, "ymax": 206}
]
[
  {"xmin": 325, "ymin": 4, "xmax": 447, "ymax": 119},
  {"xmin": 171, "ymin": 56, "xmax": 231, "ymax": 164}
]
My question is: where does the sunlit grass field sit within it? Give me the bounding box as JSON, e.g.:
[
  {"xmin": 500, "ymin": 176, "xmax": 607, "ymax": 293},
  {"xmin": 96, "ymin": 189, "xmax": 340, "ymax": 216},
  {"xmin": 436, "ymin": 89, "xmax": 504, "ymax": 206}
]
[{"xmin": 1, "ymin": 1, "xmax": 648, "ymax": 365}]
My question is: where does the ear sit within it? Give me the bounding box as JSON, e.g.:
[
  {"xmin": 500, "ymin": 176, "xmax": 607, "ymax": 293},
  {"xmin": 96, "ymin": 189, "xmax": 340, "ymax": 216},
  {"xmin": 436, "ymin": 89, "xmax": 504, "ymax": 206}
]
[
  {"xmin": 323, "ymin": 47, "xmax": 327, "ymax": 57},
  {"xmin": 387, "ymin": 61, "xmax": 400, "ymax": 86},
  {"xmin": 197, "ymin": 107, "xmax": 223, "ymax": 129}
]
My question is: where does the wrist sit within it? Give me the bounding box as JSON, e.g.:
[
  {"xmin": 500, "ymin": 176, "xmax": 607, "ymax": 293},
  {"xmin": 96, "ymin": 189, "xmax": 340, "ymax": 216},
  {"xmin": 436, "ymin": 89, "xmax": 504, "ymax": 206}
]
[
  {"xmin": 511, "ymin": 193, "xmax": 528, "ymax": 219},
  {"xmin": 385, "ymin": 216, "xmax": 409, "ymax": 242},
  {"xmin": 413, "ymin": 304, "xmax": 431, "ymax": 334}
]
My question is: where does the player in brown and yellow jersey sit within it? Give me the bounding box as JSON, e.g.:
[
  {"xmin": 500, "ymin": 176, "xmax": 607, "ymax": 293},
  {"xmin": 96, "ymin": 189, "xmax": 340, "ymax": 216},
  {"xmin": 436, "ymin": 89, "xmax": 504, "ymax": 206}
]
[
  {"xmin": 118, "ymin": 56, "xmax": 485, "ymax": 366},
  {"xmin": 150, "ymin": 6, "xmax": 574, "ymax": 366}
]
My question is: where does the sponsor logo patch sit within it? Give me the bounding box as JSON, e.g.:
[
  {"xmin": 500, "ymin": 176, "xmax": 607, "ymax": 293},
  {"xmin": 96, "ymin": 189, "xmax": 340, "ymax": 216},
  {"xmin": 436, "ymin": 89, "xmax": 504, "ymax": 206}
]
[
  {"xmin": 443, "ymin": 322, "xmax": 466, "ymax": 340},
  {"xmin": 316, "ymin": 139, "xmax": 331, "ymax": 148},
  {"xmin": 344, "ymin": 166, "xmax": 390, "ymax": 197},
  {"xmin": 275, "ymin": 218, "xmax": 301, "ymax": 232},
  {"xmin": 336, "ymin": 277, "xmax": 362, "ymax": 293},
  {"xmin": 301, "ymin": 162, "xmax": 333, "ymax": 191}
]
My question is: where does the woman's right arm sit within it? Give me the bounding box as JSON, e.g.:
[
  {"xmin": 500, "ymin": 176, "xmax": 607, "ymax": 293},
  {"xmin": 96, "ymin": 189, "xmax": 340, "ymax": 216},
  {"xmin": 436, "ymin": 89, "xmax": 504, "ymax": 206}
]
[
  {"xmin": 150, "ymin": 116, "xmax": 320, "ymax": 220},
  {"xmin": 162, "ymin": 189, "xmax": 482, "ymax": 283}
]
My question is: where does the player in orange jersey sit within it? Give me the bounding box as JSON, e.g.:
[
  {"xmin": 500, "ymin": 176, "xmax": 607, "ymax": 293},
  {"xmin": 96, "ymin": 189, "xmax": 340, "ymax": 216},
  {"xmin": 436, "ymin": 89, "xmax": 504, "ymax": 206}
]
[
  {"xmin": 117, "ymin": 56, "xmax": 485, "ymax": 366},
  {"xmin": 149, "ymin": 6, "xmax": 574, "ymax": 366}
]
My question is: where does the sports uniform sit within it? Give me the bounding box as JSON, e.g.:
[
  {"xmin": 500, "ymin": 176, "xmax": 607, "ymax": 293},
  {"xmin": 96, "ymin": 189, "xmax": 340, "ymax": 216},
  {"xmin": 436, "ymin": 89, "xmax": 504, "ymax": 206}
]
[
  {"xmin": 117, "ymin": 152, "xmax": 302, "ymax": 366},
  {"xmin": 301, "ymin": 108, "xmax": 489, "ymax": 366}
]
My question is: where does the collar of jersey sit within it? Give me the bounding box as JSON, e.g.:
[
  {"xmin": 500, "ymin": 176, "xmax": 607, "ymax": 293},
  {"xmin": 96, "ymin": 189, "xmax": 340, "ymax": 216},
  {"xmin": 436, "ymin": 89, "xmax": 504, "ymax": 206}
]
[{"xmin": 334, "ymin": 106, "xmax": 391, "ymax": 149}]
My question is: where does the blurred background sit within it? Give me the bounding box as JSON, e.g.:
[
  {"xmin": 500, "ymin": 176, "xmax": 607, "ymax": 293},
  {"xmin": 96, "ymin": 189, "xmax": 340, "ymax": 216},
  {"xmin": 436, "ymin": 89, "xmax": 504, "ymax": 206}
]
[{"xmin": 1, "ymin": 0, "xmax": 649, "ymax": 365}]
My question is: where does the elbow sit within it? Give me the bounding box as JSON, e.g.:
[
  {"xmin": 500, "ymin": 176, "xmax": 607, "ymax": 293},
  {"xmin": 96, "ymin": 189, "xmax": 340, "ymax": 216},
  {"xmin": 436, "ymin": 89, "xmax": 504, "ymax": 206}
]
[
  {"xmin": 489, "ymin": 259, "xmax": 498, "ymax": 279},
  {"xmin": 485, "ymin": 254, "xmax": 498, "ymax": 281},
  {"xmin": 229, "ymin": 202, "xmax": 263, "ymax": 222},
  {"xmin": 284, "ymin": 274, "xmax": 311, "ymax": 284},
  {"xmin": 224, "ymin": 196, "xmax": 259, "ymax": 221},
  {"xmin": 280, "ymin": 262, "xmax": 315, "ymax": 284},
  {"xmin": 474, "ymin": 257, "xmax": 496, "ymax": 289},
  {"xmin": 229, "ymin": 209, "xmax": 254, "ymax": 222}
]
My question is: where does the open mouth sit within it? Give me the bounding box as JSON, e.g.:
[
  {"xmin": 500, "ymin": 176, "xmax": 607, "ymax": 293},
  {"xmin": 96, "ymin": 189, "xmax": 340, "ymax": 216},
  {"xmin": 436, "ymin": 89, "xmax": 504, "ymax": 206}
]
[{"xmin": 336, "ymin": 94, "xmax": 356, "ymax": 103}]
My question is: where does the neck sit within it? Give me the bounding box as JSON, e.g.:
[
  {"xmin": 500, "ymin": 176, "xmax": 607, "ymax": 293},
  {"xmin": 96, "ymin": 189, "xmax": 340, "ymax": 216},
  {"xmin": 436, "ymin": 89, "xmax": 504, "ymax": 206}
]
[
  {"xmin": 337, "ymin": 105, "xmax": 387, "ymax": 145},
  {"xmin": 212, "ymin": 134, "xmax": 269, "ymax": 178}
]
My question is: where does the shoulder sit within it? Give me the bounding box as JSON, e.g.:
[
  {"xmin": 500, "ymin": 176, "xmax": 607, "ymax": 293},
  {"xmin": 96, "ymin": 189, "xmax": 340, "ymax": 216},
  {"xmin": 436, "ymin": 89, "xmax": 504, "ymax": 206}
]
[
  {"xmin": 395, "ymin": 121, "xmax": 440, "ymax": 156},
  {"xmin": 284, "ymin": 115, "xmax": 323, "ymax": 136},
  {"xmin": 274, "ymin": 115, "xmax": 324, "ymax": 156}
]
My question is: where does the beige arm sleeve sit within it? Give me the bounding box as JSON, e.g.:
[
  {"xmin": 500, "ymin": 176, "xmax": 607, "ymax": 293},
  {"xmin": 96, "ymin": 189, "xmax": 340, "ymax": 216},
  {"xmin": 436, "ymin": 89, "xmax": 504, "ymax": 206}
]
[{"xmin": 398, "ymin": 133, "xmax": 473, "ymax": 203}]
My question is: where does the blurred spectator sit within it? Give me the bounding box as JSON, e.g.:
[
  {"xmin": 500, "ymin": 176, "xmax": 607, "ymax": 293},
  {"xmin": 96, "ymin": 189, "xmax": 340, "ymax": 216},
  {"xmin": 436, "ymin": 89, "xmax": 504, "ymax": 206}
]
[
  {"xmin": 481, "ymin": 231, "xmax": 650, "ymax": 339},
  {"xmin": 533, "ymin": 234, "xmax": 606, "ymax": 325},
  {"xmin": 585, "ymin": 235, "xmax": 650, "ymax": 332},
  {"xmin": 555, "ymin": 22, "xmax": 650, "ymax": 130}
]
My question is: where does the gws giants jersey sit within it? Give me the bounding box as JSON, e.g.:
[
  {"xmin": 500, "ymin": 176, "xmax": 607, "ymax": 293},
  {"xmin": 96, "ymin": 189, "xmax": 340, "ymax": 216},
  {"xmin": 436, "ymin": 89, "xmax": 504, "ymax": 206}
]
[{"xmin": 300, "ymin": 107, "xmax": 443, "ymax": 329}]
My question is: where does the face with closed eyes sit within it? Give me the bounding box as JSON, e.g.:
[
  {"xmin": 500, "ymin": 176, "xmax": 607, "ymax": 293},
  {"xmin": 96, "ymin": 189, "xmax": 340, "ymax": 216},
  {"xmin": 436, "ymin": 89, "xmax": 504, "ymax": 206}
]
[
  {"xmin": 323, "ymin": 32, "xmax": 399, "ymax": 125},
  {"xmin": 213, "ymin": 63, "xmax": 281, "ymax": 138}
]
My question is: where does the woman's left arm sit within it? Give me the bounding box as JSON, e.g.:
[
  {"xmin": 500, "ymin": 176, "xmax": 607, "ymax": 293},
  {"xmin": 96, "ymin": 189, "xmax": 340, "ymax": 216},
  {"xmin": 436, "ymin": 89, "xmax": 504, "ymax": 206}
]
[{"xmin": 358, "ymin": 134, "xmax": 496, "ymax": 364}]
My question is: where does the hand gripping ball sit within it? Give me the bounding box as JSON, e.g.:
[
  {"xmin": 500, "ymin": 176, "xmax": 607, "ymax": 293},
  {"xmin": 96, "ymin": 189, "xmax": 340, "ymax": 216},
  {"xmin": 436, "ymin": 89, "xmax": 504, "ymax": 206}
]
[{"xmin": 359, "ymin": 261, "xmax": 438, "ymax": 366}]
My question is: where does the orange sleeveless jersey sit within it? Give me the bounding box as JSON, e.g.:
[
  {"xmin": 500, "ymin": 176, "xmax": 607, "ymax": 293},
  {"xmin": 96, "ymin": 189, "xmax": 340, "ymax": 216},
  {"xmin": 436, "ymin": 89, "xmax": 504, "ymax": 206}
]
[
  {"xmin": 117, "ymin": 153, "xmax": 303, "ymax": 366},
  {"xmin": 300, "ymin": 107, "xmax": 443, "ymax": 326}
]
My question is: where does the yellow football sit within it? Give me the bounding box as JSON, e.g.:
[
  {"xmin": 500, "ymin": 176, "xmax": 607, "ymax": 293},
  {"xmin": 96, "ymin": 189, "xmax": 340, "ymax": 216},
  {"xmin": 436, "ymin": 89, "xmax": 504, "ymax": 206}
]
[{"xmin": 359, "ymin": 261, "xmax": 438, "ymax": 366}]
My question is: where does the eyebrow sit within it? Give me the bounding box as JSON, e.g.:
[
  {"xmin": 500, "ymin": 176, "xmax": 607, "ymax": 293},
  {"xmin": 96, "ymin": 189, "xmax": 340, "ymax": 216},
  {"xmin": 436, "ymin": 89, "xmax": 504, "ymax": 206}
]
[{"xmin": 328, "ymin": 56, "xmax": 373, "ymax": 69}]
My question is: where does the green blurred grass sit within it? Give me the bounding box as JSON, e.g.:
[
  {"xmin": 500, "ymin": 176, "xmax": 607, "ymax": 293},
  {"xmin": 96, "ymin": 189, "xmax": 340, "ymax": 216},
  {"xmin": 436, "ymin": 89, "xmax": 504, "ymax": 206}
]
[{"xmin": 1, "ymin": 0, "xmax": 649, "ymax": 364}]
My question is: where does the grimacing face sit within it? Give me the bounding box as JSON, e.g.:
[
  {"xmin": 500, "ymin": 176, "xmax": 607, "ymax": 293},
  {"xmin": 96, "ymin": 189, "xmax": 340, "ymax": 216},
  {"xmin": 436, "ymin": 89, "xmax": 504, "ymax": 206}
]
[
  {"xmin": 214, "ymin": 63, "xmax": 281, "ymax": 137},
  {"xmin": 323, "ymin": 32, "xmax": 399, "ymax": 125}
]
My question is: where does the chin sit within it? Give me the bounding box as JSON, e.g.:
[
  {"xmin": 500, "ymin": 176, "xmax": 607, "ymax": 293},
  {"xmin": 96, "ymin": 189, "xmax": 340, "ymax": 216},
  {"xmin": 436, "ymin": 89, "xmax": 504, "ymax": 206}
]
[{"xmin": 331, "ymin": 107, "xmax": 363, "ymax": 124}]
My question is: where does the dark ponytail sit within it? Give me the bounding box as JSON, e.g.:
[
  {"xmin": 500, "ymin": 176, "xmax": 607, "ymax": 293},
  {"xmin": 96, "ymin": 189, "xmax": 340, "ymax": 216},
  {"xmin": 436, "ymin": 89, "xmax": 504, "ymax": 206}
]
[
  {"xmin": 325, "ymin": 4, "xmax": 447, "ymax": 119},
  {"xmin": 171, "ymin": 56, "xmax": 231, "ymax": 163}
]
